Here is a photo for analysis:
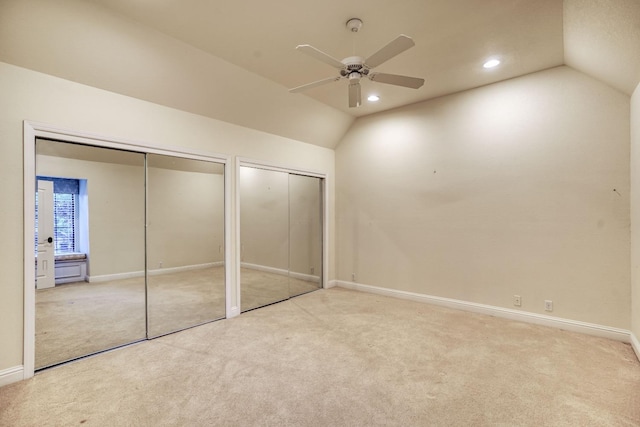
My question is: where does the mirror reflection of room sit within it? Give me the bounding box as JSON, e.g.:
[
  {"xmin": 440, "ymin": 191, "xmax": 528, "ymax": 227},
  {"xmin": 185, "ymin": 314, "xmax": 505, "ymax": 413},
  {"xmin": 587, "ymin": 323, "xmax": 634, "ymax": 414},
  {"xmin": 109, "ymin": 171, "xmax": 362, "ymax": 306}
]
[
  {"xmin": 146, "ymin": 154, "xmax": 226, "ymax": 338},
  {"xmin": 34, "ymin": 140, "xmax": 227, "ymax": 369},
  {"xmin": 35, "ymin": 139, "xmax": 146, "ymax": 369},
  {"xmin": 288, "ymin": 173, "xmax": 323, "ymax": 297},
  {"xmin": 239, "ymin": 166, "xmax": 322, "ymax": 312}
]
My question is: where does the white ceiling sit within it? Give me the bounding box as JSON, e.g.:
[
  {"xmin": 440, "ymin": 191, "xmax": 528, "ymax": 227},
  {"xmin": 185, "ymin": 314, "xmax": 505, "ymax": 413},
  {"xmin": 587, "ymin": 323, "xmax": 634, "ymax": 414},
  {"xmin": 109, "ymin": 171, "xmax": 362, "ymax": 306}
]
[
  {"xmin": 564, "ymin": 0, "xmax": 640, "ymax": 96},
  {"xmin": 88, "ymin": 0, "xmax": 566, "ymax": 117},
  {"xmin": 2, "ymin": 0, "xmax": 639, "ymax": 148}
]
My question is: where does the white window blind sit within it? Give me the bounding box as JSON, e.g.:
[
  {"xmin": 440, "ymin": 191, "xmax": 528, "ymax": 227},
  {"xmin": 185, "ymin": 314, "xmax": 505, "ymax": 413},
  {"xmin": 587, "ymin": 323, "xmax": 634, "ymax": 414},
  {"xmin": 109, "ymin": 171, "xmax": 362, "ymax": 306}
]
[
  {"xmin": 53, "ymin": 193, "xmax": 76, "ymax": 253},
  {"xmin": 35, "ymin": 177, "xmax": 80, "ymax": 255}
]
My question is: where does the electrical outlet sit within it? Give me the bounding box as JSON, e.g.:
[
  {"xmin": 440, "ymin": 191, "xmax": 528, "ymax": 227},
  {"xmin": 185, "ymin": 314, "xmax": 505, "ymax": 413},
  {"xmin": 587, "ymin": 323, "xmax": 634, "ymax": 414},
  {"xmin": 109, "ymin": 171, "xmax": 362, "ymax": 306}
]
[
  {"xmin": 159, "ymin": 262, "xmax": 163, "ymax": 268},
  {"xmin": 513, "ymin": 295, "xmax": 521, "ymax": 307},
  {"xmin": 310, "ymin": 267, "xmax": 314, "ymax": 274},
  {"xmin": 352, "ymin": 273, "xmax": 356, "ymax": 282},
  {"xmin": 545, "ymin": 300, "xmax": 553, "ymax": 312}
]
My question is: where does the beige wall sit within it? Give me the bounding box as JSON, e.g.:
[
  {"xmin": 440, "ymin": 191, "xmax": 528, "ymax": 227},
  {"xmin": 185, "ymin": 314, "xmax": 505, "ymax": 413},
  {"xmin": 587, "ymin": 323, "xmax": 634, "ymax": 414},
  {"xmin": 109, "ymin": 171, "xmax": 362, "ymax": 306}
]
[
  {"xmin": 289, "ymin": 175, "xmax": 323, "ymax": 277},
  {"xmin": 632, "ymin": 82, "xmax": 640, "ymax": 339},
  {"xmin": 36, "ymin": 149, "xmax": 225, "ymax": 277},
  {"xmin": 36, "ymin": 151, "xmax": 146, "ymax": 277},
  {"xmin": 240, "ymin": 167, "xmax": 289, "ymax": 270},
  {"xmin": 336, "ymin": 66, "xmax": 630, "ymax": 328},
  {"xmin": 147, "ymin": 164, "xmax": 224, "ymax": 269},
  {"xmin": 0, "ymin": 0, "xmax": 352, "ymax": 149},
  {"xmin": 0, "ymin": 61, "xmax": 335, "ymax": 373},
  {"xmin": 240, "ymin": 168, "xmax": 322, "ymax": 276}
]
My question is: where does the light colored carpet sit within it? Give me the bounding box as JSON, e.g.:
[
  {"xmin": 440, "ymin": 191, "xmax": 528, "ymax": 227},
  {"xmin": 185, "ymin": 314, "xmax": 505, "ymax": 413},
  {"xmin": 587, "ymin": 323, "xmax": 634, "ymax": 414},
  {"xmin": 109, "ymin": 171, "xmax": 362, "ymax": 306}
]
[
  {"xmin": 35, "ymin": 276, "xmax": 147, "ymax": 369},
  {"xmin": 36, "ymin": 267, "xmax": 319, "ymax": 369},
  {"xmin": 8, "ymin": 287, "xmax": 640, "ymax": 425},
  {"xmin": 147, "ymin": 267, "xmax": 226, "ymax": 338},
  {"xmin": 241, "ymin": 268, "xmax": 320, "ymax": 312}
]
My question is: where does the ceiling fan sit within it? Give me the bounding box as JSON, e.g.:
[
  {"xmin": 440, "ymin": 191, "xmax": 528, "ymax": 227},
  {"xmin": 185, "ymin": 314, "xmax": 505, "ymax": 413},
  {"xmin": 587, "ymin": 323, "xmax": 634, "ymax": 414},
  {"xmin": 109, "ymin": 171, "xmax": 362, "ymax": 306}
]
[{"xmin": 289, "ymin": 18, "xmax": 425, "ymax": 108}]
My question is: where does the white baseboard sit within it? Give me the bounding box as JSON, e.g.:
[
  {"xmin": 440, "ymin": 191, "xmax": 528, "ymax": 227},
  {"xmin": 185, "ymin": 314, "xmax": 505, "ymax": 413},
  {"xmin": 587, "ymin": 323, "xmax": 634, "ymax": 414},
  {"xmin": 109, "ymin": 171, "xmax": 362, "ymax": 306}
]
[
  {"xmin": 241, "ymin": 262, "xmax": 320, "ymax": 283},
  {"xmin": 88, "ymin": 270, "xmax": 144, "ymax": 283},
  {"xmin": 88, "ymin": 262, "xmax": 224, "ymax": 283},
  {"xmin": 148, "ymin": 262, "xmax": 222, "ymax": 276},
  {"xmin": 335, "ymin": 280, "xmax": 632, "ymax": 343},
  {"xmin": 0, "ymin": 365, "xmax": 24, "ymax": 387},
  {"xmin": 326, "ymin": 279, "xmax": 338, "ymax": 289},
  {"xmin": 631, "ymin": 333, "xmax": 640, "ymax": 362}
]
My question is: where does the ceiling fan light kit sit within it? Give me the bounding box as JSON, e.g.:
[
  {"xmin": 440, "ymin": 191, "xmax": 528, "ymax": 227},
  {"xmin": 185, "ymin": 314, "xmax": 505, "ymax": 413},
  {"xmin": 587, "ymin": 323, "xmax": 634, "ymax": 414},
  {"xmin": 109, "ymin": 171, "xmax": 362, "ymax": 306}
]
[{"xmin": 289, "ymin": 18, "xmax": 424, "ymax": 108}]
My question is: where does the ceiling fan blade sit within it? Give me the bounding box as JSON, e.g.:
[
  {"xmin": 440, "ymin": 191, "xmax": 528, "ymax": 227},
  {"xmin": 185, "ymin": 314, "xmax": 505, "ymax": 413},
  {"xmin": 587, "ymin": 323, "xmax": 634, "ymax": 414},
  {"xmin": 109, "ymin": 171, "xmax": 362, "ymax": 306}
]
[
  {"xmin": 296, "ymin": 44, "xmax": 345, "ymax": 69},
  {"xmin": 349, "ymin": 82, "xmax": 361, "ymax": 108},
  {"xmin": 289, "ymin": 76, "xmax": 341, "ymax": 93},
  {"xmin": 368, "ymin": 72, "xmax": 424, "ymax": 89},
  {"xmin": 364, "ymin": 35, "xmax": 415, "ymax": 69}
]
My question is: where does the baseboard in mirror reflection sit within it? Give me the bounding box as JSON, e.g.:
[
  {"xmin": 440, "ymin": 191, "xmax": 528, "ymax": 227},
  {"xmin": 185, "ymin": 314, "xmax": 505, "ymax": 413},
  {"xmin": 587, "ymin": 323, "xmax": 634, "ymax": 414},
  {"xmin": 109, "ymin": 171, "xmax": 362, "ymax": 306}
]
[
  {"xmin": 241, "ymin": 263, "xmax": 320, "ymax": 283},
  {"xmin": 335, "ymin": 280, "xmax": 633, "ymax": 344},
  {"xmin": 0, "ymin": 366, "xmax": 24, "ymax": 387},
  {"xmin": 88, "ymin": 262, "xmax": 223, "ymax": 282}
]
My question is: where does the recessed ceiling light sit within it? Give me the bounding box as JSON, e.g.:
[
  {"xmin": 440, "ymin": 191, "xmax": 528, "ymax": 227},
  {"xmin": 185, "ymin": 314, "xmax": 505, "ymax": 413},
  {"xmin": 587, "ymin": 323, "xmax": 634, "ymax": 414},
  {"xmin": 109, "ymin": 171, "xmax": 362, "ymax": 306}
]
[
  {"xmin": 483, "ymin": 59, "xmax": 501, "ymax": 69},
  {"xmin": 367, "ymin": 95, "xmax": 380, "ymax": 102}
]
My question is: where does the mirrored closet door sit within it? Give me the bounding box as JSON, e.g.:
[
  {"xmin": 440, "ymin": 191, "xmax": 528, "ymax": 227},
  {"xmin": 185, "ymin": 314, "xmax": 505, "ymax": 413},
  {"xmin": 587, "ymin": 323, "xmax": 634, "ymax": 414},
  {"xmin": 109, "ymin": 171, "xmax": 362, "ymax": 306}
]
[
  {"xmin": 146, "ymin": 154, "xmax": 226, "ymax": 337},
  {"xmin": 35, "ymin": 139, "xmax": 147, "ymax": 369},
  {"xmin": 288, "ymin": 174, "xmax": 323, "ymax": 298},
  {"xmin": 34, "ymin": 139, "xmax": 226, "ymax": 369},
  {"xmin": 239, "ymin": 166, "xmax": 323, "ymax": 312}
]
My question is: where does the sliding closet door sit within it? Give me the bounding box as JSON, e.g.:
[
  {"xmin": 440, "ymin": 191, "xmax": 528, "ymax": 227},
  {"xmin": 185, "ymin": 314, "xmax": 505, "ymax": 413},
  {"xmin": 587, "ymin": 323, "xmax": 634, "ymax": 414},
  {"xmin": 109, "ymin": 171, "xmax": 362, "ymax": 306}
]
[
  {"xmin": 288, "ymin": 174, "xmax": 323, "ymax": 297},
  {"xmin": 146, "ymin": 155, "xmax": 225, "ymax": 337},
  {"xmin": 35, "ymin": 139, "xmax": 146, "ymax": 369},
  {"xmin": 239, "ymin": 166, "xmax": 290, "ymax": 311},
  {"xmin": 239, "ymin": 165, "xmax": 324, "ymax": 312}
]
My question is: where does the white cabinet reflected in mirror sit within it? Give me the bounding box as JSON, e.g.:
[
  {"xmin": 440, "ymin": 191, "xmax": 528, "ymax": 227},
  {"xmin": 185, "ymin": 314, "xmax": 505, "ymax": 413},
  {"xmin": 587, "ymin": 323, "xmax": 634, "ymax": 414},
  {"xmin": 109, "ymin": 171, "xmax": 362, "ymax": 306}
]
[{"xmin": 239, "ymin": 165, "xmax": 323, "ymax": 312}]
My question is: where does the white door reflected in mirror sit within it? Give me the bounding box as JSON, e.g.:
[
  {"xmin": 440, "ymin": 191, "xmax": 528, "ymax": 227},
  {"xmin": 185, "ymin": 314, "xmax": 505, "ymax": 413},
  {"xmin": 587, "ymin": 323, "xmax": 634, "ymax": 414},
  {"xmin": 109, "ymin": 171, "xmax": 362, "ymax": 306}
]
[{"xmin": 36, "ymin": 180, "xmax": 55, "ymax": 290}]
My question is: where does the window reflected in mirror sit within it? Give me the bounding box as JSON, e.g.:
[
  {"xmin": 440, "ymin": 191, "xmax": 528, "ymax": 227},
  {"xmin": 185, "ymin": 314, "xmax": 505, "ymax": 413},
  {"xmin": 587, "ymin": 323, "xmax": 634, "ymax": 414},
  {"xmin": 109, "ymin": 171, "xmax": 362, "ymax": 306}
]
[{"xmin": 35, "ymin": 139, "xmax": 146, "ymax": 369}]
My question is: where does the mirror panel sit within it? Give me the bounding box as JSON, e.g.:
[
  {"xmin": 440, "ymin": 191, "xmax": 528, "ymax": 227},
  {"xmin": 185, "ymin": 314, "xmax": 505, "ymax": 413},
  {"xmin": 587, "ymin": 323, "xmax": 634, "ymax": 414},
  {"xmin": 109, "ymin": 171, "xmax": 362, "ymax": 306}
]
[
  {"xmin": 35, "ymin": 139, "xmax": 146, "ymax": 369},
  {"xmin": 288, "ymin": 174, "xmax": 323, "ymax": 297},
  {"xmin": 146, "ymin": 154, "xmax": 225, "ymax": 337},
  {"xmin": 240, "ymin": 166, "xmax": 290, "ymax": 311}
]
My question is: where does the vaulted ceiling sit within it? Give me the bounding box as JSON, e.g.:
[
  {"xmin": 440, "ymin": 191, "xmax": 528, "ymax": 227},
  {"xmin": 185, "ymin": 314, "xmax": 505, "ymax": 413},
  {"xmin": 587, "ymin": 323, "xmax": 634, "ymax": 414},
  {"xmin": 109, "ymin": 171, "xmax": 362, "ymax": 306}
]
[
  {"xmin": 87, "ymin": 0, "xmax": 567, "ymax": 117},
  {"xmin": 1, "ymin": 0, "xmax": 639, "ymax": 148},
  {"xmin": 87, "ymin": 0, "xmax": 640, "ymax": 112}
]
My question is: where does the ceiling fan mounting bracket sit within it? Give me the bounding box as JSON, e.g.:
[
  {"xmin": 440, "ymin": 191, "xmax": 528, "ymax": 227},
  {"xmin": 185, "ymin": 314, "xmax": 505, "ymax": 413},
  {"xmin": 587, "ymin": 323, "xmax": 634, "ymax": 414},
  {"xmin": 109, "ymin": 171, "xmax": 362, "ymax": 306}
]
[{"xmin": 346, "ymin": 18, "xmax": 363, "ymax": 33}]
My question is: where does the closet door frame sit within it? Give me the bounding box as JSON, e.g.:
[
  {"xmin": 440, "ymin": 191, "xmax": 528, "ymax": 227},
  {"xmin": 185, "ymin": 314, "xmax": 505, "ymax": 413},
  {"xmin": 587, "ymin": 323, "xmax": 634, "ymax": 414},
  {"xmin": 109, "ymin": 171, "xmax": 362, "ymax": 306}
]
[
  {"xmin": 235, "ymin": 157, "xmax": 328, "ymax": 313},
  {"xmin": 23, "ymin": 121, "xmax": 231, "ymax": 379}
]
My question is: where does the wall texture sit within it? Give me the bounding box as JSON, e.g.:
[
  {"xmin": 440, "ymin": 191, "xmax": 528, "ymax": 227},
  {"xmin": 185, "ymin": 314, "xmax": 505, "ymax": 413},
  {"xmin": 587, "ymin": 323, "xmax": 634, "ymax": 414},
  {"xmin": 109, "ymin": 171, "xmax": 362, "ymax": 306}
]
[
  {"xmin": 632, "ymin": 82, "xmax": 640, "ymax": 341},
  {"xmin": 336, "ymin": 66, "xmax": 630, "ymax": 328},
  {"xmin": 0, "ymin": 61, "xmax": 335, "ymax": 374}
]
